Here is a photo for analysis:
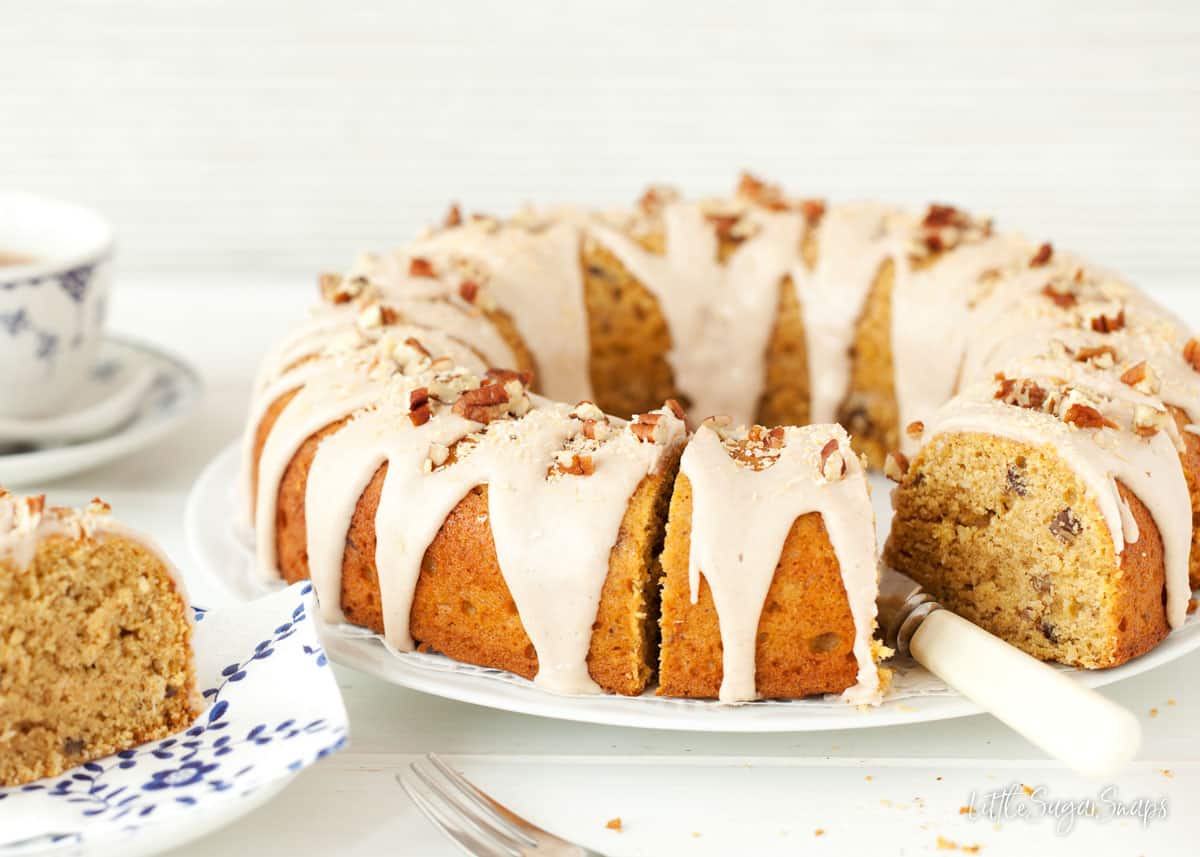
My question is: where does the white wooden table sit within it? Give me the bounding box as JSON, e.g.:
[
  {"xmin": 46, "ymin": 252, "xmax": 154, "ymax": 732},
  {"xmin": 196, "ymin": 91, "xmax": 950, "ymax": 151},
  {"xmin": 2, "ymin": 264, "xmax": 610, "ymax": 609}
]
[{"xmin": 22, "ymin": 275, "xmax": 1197, "ymax": 856}]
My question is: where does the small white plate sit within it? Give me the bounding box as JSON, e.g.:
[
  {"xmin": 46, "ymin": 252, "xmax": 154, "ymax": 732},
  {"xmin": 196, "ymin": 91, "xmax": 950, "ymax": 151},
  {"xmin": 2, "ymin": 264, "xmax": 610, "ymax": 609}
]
[
  {"xmin": 0, "ymin": 337, "xmax": 201, "ymax": 485},
  {"xmin": 187, "ymin": 442, "xmax": 1200, "ymax": 732},
  {"xmin": 0, "ymin": 583, "xmax": 348, "ymax": 857}
]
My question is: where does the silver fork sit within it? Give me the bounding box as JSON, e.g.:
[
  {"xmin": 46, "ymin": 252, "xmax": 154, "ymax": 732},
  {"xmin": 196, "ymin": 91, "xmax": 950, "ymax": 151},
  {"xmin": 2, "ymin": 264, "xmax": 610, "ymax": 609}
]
[{"xmin": 398, "ymin": 753, "xmax": 608, "ymax": 857}]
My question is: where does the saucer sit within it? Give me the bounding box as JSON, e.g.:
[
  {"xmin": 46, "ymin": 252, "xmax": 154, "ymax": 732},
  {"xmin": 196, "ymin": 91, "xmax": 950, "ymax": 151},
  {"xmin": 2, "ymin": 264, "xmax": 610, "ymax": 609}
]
[{"xmin": 0, "ymin": 336, "xmax": 201, "ymax": 485}]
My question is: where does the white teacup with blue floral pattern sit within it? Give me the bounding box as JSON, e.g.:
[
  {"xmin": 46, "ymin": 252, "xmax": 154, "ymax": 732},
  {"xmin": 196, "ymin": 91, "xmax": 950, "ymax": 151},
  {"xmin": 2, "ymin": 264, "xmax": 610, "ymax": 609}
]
[{"xmin": 0, "ymin": 192, "xmax": 114, "ymax": 418}]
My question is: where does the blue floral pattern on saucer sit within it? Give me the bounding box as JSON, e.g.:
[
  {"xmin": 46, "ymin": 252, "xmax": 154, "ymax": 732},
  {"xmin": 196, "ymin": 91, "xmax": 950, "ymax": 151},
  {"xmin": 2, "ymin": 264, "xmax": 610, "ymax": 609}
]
[{"xmin": 0, "ymin": 583, "xmax": 348, "ymax": 854}]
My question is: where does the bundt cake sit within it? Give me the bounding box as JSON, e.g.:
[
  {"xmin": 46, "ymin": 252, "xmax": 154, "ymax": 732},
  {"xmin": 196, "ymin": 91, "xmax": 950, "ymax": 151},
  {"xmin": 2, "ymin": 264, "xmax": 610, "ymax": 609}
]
[
  {"xmin": 243, "ymin": 173, "xmax": 1199, "ymax": 701},
  {"xmin": 0, "ymin": 490, "xmax": 199, "ymax": 786}
]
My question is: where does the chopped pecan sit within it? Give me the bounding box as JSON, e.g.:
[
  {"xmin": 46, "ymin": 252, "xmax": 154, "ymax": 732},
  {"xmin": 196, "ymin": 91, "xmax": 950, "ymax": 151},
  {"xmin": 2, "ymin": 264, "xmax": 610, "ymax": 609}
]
[
  {"xmin": 765, "ymin": 426, "xmax": 786, "ymax": 450},
  {"xmin": 405, "ymin": 337, "xmax": 431, "ymax": 358},
  {"xmin": 409, "ymin": 402, "xmax": 431, "ymax": 427},
  {"xmin": 26, "ymin": 494, "xmax": 46, "ymax": 516},
  {"xmin": 1120, "ymin": 361, "xmax": 1160, "ymax": 395},
  {"xmin": 1184, "ymin": 338, "xmax": 1200, "ymax": 372},
  {"xmin": 452, "ymin": 383, "xmax": 511, "ymax": 423},
  {"xmin": 1041, "ymin": 283, "xmax": 1077, "ymax": 309},
  {"xmin": 820, "ymin": 438, "xmax": 846, "ymax": 480},
  {"xmin": 884, "ymin": 451, "xmax": 909, "ymax": 482},
  {"xmin": 922, "ymin": 204, "xmax": 963, "ymax": 229},
  {"xmin": 1089, "ymin": 307, "xmax": 1125, "ymax": 334},
  {"xmin": 409, "ymin": 257, "xmax": 436, "ymax": 278},
  {"xmin": 444, "ymin": 203, "xmax": 463, "ymax": 229},
  {"xmin": 1074, "ymin": 345, "xmax": 1117, "ymax": 368},
  {"xmin": 638, "ymin": 184, "xmax": 679, "ymax": 214},
  {"xmin": 705, "ymin": 212, "xmax": 741, "ymax": 241},
  {"xmin": 1133, "ymin": 404, "xmax": 1171, "ymax": 438},
  {"xmin": 554, "ymin": 452, "xmax": 595, "ymax": 477},
  {"xmin": 631, "ymin": 413, "xmax": 664, "ymax": 443},
  {"xmin": 1062, "ymin": 403, "xmax": 1114, "ymax": 429},
  {"xmin": 664, "ymin": 398, "xmax": 686, "ymax": 421},
  {"xmin": 1029, "ymin": 242, "xmax": 1053, "ymax": 267},
  {"xmin": 1049, "ymin": 508, "xmax": 1082, "ymax": 543},
  {"xmin": 581, "ymin": 419, "xmax": 610, "ymax": 441},
  {"xmin": 994, "ymin": 375, "xmax": 1048, "ymax": 410},
  {"xmin": 736, "ymin": 172, "xmax": 789, "ymax": 211},
  {"xmin": 459, "ymin": 280, "xmax": 480, "ymax": 304},
  {"xmin": 484, "ymin": 368, "xmax": 533, "ymax": 388},
  {"xmin": 905, "ymin": 420, "xmax": 925, "ymax": 440},
  {"xmin": 571, "ymin": 400, "xmax": 606, "ymax": 422},
  {"xmin": 800, "ymin": 198, "xmax": 826, "ymax": 225},
  {"xmin": 409, "ymin": 387, "xmax": 430, "ymax": 411},
  {"xmin": 319, "ymin": 272, "xmax": 350, "ymax": 303}
]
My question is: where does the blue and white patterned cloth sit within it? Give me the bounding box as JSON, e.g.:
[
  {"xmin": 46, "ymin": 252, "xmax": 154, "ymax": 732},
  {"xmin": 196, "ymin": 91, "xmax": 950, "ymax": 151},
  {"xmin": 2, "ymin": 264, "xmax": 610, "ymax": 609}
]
[{"xmin": 0, "ymin": 583, "xmax": 348, "ymax": 852}]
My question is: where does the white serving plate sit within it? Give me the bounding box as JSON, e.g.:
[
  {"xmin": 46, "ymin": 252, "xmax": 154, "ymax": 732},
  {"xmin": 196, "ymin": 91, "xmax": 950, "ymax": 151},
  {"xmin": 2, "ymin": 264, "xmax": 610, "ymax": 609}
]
[{"xmin": 187, "ymin": 442, "xmax": 1200, "ymax": 732}]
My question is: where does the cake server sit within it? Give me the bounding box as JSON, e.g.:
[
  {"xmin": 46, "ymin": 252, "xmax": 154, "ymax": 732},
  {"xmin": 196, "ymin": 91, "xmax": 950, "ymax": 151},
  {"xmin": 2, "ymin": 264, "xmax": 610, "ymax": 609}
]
[{"xmin": 877, "ymin": 565, "xmax": 1141, "ymax": 777}]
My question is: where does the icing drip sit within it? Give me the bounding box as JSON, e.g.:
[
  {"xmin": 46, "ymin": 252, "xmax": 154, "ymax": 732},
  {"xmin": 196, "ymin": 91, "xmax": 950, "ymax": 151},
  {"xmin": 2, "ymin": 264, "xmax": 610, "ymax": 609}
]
[
  {"xmin": 405, "ymin": 219, "xmax": 592, "ymax": 403},
  {"xmin": 678, "ymin": 424, "xmax": 881, "ymax": 704},
  {"xmin": 924, "ymin": 392, "xmax": 1192, "ymax": 629},
  {"xmin": 590, "ymin": 203, "xmax": 803, "ymax": 423},
  {"xmin": 891, "ymin": 233, "xmax": 1033, "ymax": 455},
  {"xmin": 791, "ymin": 203, "xmax": 897, "ymax": 424}
]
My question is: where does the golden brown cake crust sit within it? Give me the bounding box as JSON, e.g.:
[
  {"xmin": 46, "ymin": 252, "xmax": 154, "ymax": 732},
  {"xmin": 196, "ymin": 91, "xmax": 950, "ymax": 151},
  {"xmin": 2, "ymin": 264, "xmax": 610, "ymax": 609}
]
[
  {"xmin": 1168, "ymin": 405, "xmax": 1200, "ymax": 589},
  {"xmin": 837, "ymin": 257, "xmax": 898, "ymax": 468},
  {"xmin": 0, "ymin": 534, "xmax": 197, "ymax": 787},
  {"xmin": 657, "ymin": 473, "xmax": 859, "ymax": 699}
]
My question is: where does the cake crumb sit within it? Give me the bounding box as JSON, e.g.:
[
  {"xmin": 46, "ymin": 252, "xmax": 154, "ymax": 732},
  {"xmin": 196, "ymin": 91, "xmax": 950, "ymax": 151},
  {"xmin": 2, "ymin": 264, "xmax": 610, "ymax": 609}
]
[
  {"xmin": 605, "ymin": 817, "xmax": 622, "ymax": 832},
  {"xmin": 865, "ymin": 775, "xmax": 873, "ymax": 781},
  {"xmin": 691, "ymin": 832, "xmax": 702, "ymax": 838},
  {"xmin": 1168, "ymin": 698, "xmax": 1177, "ymax": 707},
  {"xmin": 1160, "ymin": 768, "xmax": 1174, "ymax": 779},
  {"xmin": 1021, "ymin": 784, "xmax": 1034, "ymax": 796},
  {"xmin": 1149, "ymin": 707, "xmax": 1159, "ymax": 718},
  {"xmin": 814, "ymin": 828, "xmax": 825, "ymax": 837},
  {"xmin": 937, "ymin": 835, "xmax": 983, "ymax": 852},
  {"xmin": 959, "ymin": 805, "xmax": 975, "ymax": 815}
]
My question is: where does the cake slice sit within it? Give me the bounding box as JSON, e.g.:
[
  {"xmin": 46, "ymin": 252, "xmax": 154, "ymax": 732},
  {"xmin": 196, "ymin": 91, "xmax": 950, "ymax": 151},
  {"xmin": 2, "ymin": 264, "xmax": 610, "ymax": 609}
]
[
  {"xmin": 0, "ymin": 490, "xmax": 199, "ymax": 787},
  {"xmin": 658, "ymin": 422, "xmax": 883, "ymax": 703},
  {"xmin": 884, "ymin": 378, "xmax": 1189, "ymax": 668}
]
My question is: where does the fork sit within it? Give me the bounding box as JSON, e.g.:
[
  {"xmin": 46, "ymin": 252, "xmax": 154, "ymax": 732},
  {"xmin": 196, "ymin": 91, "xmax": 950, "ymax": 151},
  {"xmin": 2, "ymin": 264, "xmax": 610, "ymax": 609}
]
[{"xmin": 398, "ymin": 754, "xmax": 608, "ymax": 857}]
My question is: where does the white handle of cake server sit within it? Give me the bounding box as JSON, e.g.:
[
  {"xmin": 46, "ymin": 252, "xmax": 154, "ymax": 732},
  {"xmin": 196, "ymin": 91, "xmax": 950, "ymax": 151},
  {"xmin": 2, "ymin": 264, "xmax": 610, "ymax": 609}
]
[{"xmin": 909, "ymin": 609, "xmax": 1141, "ymax": 777}]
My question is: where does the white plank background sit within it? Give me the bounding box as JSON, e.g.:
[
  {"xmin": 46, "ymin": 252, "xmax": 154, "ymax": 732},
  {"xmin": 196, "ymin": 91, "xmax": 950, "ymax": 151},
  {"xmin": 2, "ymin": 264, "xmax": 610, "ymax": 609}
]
[{"xmin": 3, "ymin": 0, "xmax": 1199, "ymax": 284}]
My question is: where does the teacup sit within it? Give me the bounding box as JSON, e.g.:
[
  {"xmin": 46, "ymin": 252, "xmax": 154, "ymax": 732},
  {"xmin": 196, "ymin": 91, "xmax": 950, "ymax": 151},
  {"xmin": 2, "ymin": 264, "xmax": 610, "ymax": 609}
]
[{"xmin": 0, "ymin": 192, "xmax": 114, "ymax": 418}]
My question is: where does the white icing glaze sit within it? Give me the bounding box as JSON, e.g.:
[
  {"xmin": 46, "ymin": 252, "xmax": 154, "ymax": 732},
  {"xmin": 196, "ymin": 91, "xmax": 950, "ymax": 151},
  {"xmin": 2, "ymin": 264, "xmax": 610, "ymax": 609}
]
[
  {"xmin": 891, "ymin": 232, "xmax": 1033, "ymax": 456},
  {"xmin": 679, "ymin": 424, "xmax": 880, "ymax": 704},
  {"xmin": 404, "ymin": 219, "xmax": 592, "ymax": 404}
]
